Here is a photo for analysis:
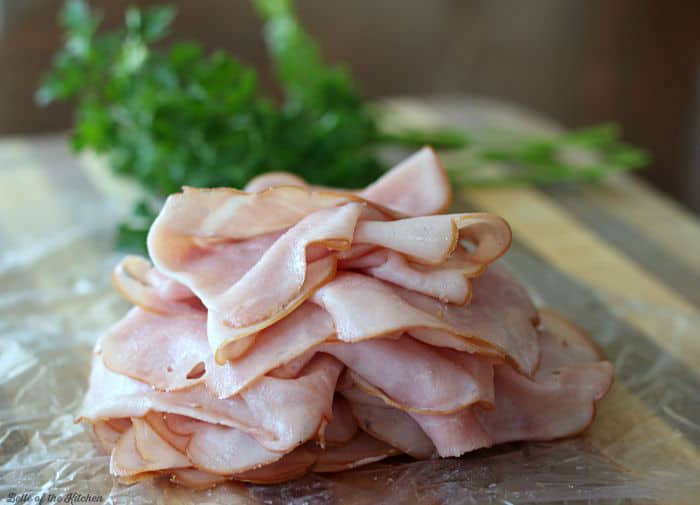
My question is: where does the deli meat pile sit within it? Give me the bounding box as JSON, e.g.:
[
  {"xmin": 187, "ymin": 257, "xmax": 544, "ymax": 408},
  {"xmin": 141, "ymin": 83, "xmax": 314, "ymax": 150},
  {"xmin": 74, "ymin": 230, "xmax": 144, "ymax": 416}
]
[{"xmin": 79, "ymin": 148, "xmax": 614, "ymax": 488}]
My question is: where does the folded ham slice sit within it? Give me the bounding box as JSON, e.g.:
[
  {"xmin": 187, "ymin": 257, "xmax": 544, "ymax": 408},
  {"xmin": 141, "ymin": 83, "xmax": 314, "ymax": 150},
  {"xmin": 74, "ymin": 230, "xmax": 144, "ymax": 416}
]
[
  {"xmin": 79, "ymin": 148, "xmax": 614, "ymax": 488},
  {"xmin": 339, "ymin": 248, "xmax": 483, "ymax": 304},
  {"xmin": 359, "ymin": 147, "xmax": 451, "ymax": 216},
  {"xmin": 81, "ymin": 351, "xmax": 342, "ymax": 452},
  {"xmin": 318, "ymin": 337, "xmax": 494, "ymax": 414},
  {"xmin": 312, "ymin": 269, "xmax": 538, "ymax": 374},
  {"xmin": 354, "ymin": 213, "xmax": 511, "ymax": 266},
  {"xmin": 243, "ymin": 146, "xmax": 450, "ymax": 217}
]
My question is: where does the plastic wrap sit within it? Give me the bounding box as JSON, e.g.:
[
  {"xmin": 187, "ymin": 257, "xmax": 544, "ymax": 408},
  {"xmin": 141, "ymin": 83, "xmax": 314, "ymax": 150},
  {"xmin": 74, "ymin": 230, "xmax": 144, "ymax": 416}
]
[
  {"xmin": 1, "ymin": 209, "xmax": 699, "ymax": 504},
  {"xmin": 1, "ymin": 127, "xmax": 699, "ymax": 503}
]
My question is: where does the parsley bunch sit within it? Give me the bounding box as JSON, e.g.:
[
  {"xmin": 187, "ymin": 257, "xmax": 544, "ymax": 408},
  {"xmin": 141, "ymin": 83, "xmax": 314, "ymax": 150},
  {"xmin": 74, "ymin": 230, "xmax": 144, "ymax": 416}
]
[{"xmin": 38, "ymin": 0, "xmax": 647, "ymax": 252}]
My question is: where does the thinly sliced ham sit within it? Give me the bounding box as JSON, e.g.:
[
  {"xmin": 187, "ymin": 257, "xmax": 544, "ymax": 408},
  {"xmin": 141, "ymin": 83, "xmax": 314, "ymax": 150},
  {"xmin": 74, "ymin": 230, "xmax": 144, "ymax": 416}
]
[
  {"xmin": 339, "ymin": 248, "xmax": 483, "ymax": 304},
  {"xmin": 312, "ymin": 432, "xmax": 401, "ymax": 473},
  {"xmin": 101, "ymin": 303, "xmax": 335, "ymax": 398},
  {"xmin": 150, "ymin": 202, "xmax": 362, "ymax": 363},
  {"xmin": 411, "ymin": 409, "xmax": 491, "ymax": 457},
  {"xmin": 148, "ymin": 185, "xmax": 354, "ymax": 243},
  {"xmin": 143, "ymin": 412, "xmax": 190, "ymax": 453},
  {"xmin": 339, "ymin": 381, "xmax": 435, "ymax": 459},
  {"xmin": 233, "ymin": 445, "xmax": 317, "ymax": 484},
  {"xmin": 359, "ymin": 147, "xmax": 450, "ymax": 216},
  {"xmin": 243, "ymin": 172, "xmax": 308, "ymax": 192},
  {"xmin": 476, "ymin": 324, "xmax": 613, "ymax": 444},
  {"xmin": 318, "ymin": 336, "xmax": 493, "ymax": 414},
  {"xmin": 100, "ymin": 308, "xmax": 209, "ymax": 391},
  {"xmin": 320, "ymin": 396, "xmax": 358, "ymax": 447},
  {"xmin": 79, "ymin": 355, "xmax": 267, "ymax": 439},
  {"xmin": 177, "ymin": 419, "xmax": 284, "ymax": 475},
  {"xmin": 354, "ymin": 213, "xmax": 511, "ymax": 266},
  {"xmin": 535, "ymin": 309, "xmax": 603, "ymax": 369},
  {"xmin": 111, "ymin": 425, "xmax": 188, "ymax": 478},
  {"xmin": 312, "ymin": 270, "xmax": 537, "ymax": 374},
  {"xmin": 81, "ymin": 147, "xmax": 614, "ymax": 489},
  {"xmin": 170, "ymin": 469, "xmax": 228, "ymax": 489},
  {"xmin": 112, "ymin": 256, "xmax": 202, "ymax": 315},
  {"xmin": 206, "ymin": 303, "xmax": 335, "ymax": 397},
  {"xmin": 208, "ymin": 203, "xmax": 360, "ymax": 328},
  {"xmin": 81, "ymin": 352, "xmax": 342, "ymax": 452},
  {"xmin": 242, "ymin": 147, "xmax": 449, "ymax": 218},
  {"xmin": 398, "ymin": 267, "xmax": 540, "ymax": 375},
  {"xmin": 93, "ymin": 421, "xmax": 122, "ymax": 453},
  {"xmin": 131, "ymin": 417, "xmax": 191, "ymax": 470}
]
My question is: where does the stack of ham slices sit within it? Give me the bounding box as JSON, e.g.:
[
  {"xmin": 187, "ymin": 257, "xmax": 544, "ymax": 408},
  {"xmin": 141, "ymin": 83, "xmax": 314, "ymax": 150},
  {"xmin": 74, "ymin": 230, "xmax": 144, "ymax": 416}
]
[{"xmin": 78, "ymin": 148, "xmax": 614, "ymax": 489}]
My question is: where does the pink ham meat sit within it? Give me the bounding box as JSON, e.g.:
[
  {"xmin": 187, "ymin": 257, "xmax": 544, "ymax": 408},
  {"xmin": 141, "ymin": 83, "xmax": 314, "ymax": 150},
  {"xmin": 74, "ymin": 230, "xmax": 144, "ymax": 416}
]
[
  {"xmin": 312, "ymin": 432, "xmax": 401, "ymax": 473},
  {"xmin": 320, "ymin": 396, "xmax": 359, "ymax": 447},
  {"xmin": 101, "ymin": 303, "xmax": 335, "ymax": 398},
  {"xmin": 312, "ymin": 269, "xmax": 539, "ymax": 375},
  {"xmin": 318, "ymin": 336, "xmax": 494, "ymax": 414},
  {"xmin": 359, "ymin": 147, "xmax": 450, "ymax": 216},
  {"xmin": 242, "ymin": 146, "xmax": 450, "ymax": 217},
  {"xmin": 79, "ymin": 148, "xmax": 614, "ymax": 488},
  {"xmin": 339, "ymin": 247, "xmax": 484, "ymax": 304},
  {"xmin": 354, "ymin": 213, "xmax": 511, "ymax": 266},
  {"xmin": 243, "ymin": 172, "xmax": 308, "ymax": 192},
  {"xmin": 336, "ymin": 311, "xmax": 613, "ymax": 459},
  {"xmin": 112, "ymin": 256, "xmax": 202, "ymax": 315},
  {"xmin": 150, "ymin": 201, "xmax": 362, "ymax": 363},
  {"xmin": 80, "ymin": 352, "xmax": 342, "ymax": 453},
  {"xmin": 475, "ymin": 326, "xmax": 613, "ymax": 444},
  {"xmin": 338, "ymin": 377, "xmax": 435, "ymax": 459}
]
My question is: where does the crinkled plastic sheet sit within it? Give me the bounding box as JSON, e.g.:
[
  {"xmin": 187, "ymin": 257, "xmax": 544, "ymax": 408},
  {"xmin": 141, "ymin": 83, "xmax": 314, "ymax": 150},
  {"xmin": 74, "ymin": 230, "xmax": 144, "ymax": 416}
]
[
  {"xmin": 1, "ymin": 211, "xmax": 699, "ymax": 505},
  {"xmin": 1, "ymin": 139, "xmax": 700, "ymax": 504}
]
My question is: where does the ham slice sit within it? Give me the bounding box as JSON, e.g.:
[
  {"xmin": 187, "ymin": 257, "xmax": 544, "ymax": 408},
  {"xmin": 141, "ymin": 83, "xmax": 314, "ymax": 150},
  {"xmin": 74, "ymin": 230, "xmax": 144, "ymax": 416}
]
[
  {"xmin": 100, "ymin": 308, "xmax": 209, "ymax": 391},
  {"xmin": 207, "ymin": 203, "xmax": 361, "ymax": 341},
  {"xmin": 476, "ymin": 324, "xmax": 613, "ymax": 444},
  {"xmin": 242, "ymin": 147, "xmax": 449, "ymax": 217},
  {"xmin": 93, "ymin": 421, "xmax": 123, "ymax": 453},
  {"xmin": 111, "ymin": 424, "xmax": 189, "ymax": 479},
  {"xmin": 148, "ymin": 185, "xmax": 354, "ymax": 242},
  {"xmin": 411, "ymin": 409, "xmax": 491, "ymax": 457},
  {"xmin": 144, "ymin": 412, "xmax": 190, "ymax": 453},
  {"xmin": 206, "ymin": 303, "xmax": 335, "ymax": 397},
  {"xmin": 359, "ymin": 147, "xmax": 450, "ymax": 216},
  {"xmin": 243, "ymin": 172, "xmax": 308, "ymax": 192},
  {"xmin": 233, "ymin": 445, "xmax": 317, "ymax": 484},
  {"xmin": 339, "ymin": 248, "xmax": 483, "ymax": 304},
  {"xmin": 354, "ymin": 213, "xmax": 511, "ymax": 266},
  {"xmin": 398, "ymin": 267, "xmax": 540, "ymax": 375},
  {"xmin": 101, "ymin": 302, "xmax": 335, "ymax": 398},
  {"xmin": 131, "ymin": 417, "xmax": 191, "ymax": 470},
  {"xmin": 312, "ymin": 432, "xmax": 401, "ymax": 472},
  {"xmin": 81, "ymin": 352, "xmax": 343, "ymax": 452},
  {"xmin": 318, "ymin": 336, "xmax": 494, "ymax": 414},
  {"xmin": 177, "ymin": 419, "xmax": 284, "ymax": 475},
  {"xmin": 535, "ymin": 309, "xmax": 603, "ymax": 368},
  {"xmin": 150, "ymin": 201, "xmax": 362, "ymax": 363},
  {"xmin": 244, "ymin": 147, "xmax": 452, "ymax": 216},
  {"xmin": 312, "ymin": 270, "xmax": 537, "ymax": 374},
  {"xmin": 112, "ymin": 256, "xmax": 202, "ymax": 315},
  {"xmin": 320, "ymin": 396, "xmax": 358, "ymax": 447},
  {"xmin": 170, "ymin": 469, "xmax": 227, "ymax": 489},
  {"xmin": 339, "ymin": 379, "xmax": 435, "ymax": 459}
]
